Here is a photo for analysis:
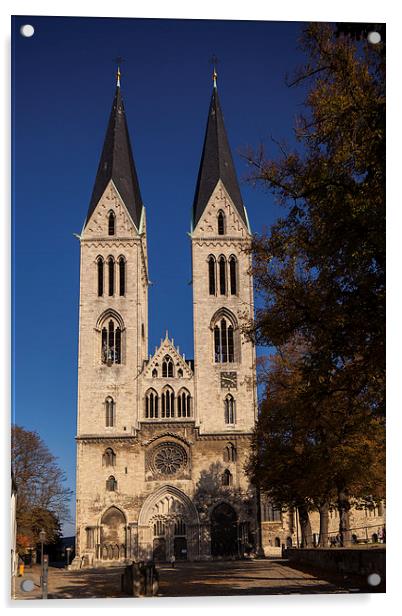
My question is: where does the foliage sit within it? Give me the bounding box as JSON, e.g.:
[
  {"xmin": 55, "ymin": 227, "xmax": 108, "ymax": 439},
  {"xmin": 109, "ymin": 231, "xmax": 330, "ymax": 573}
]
[
  {"xmin": 248, "ymin": 341, "xmax": 385, "ymax": 506},
  {"xmin": 245, "ymin": 23, "xmax": 385, "ymax": 536},
  {"xmin": 11, "ymin": 424, "xmax": 72, "ymax": 551}
]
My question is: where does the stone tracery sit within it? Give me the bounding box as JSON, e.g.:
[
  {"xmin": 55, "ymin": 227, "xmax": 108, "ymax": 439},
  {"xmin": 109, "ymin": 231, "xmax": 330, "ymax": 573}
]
[{"xmin": 151, "ymin": 442, "xmax": 187, "ymax": 476}]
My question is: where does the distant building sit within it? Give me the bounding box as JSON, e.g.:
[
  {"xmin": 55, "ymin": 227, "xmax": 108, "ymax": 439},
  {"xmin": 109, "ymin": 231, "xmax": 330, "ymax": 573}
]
[{"xmin": 260, "ymin": 497, "xmax": 386, "ymax": 555}]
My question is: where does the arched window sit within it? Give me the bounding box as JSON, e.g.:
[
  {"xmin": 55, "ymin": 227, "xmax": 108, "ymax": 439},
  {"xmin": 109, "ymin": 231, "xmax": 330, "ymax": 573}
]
[
  {"xmin": 154, "ymin": 520, "xmax": 165, "ymax": 537},
  {"xmin": 108, "ymin": 257, "xmax": 115, "ymax": 296},
  {"xmin": 118, "ymin": 257, "xmax": 125, "ymax": 296},
  {"xmin": 105, "ymin": 397, "xmax": 115, "ymax": 427},
  {"xmin": 106, "ymin": 476, "xmax": 117, "ymax": 491},
  {"xmin": 152, "ymin": 368, "xmax": 158, "ymax": 378},
  {"xmin": 101, "ymin": 318, "xmax": 122, "ymax": 364},
  {"xmin": 222, "ymin": 469, "xmax": 233, "ymax": 486},
  {"xmin": 97, "ymin": 257, "xmax": 104, "ymax": 297},
  {"xmin": 214, "ymin": 317, "xmax": 235, "ymax": 363},
  {"xmin": 177, "ymin": 388, "xmax": 191, "ymax": 418},
  {"xmin": 103, "ymin": 448, "xmax": 116, "ymax": 466},
  {"xmin": 145, "ymin": 389, "xmax": 159, "ymax": 419},
  {"xmin": 223, "ymin": 442, "xmax": 237, "ymax": 462},
  {"xmin": 208, "ymin": 255, "xmax": 216, "ymax": 295},
  {"xmin": 274, "ymin": 537, "xmax": 281, "ymax": 547},
  {"xmin": 177, "ymin": 368, "xmax": 183, "ymax": 378},
  {"xmin": 219, "ymin": 256, "xmax": 226, "ymax": 295},
  {"xmin": 174, "ymin": 519, "xmax": 186, "ymax": 536},
  {"xmin": 224, "ymin": 395, "xmax": 236, "ymax": 424},
  {"xmin": 217, "ymin": 210, "xmax": 225, "ymax": 235},
  {"xmin": 162, "ymin": 355, "xmax": 174, "ymax": 378},
  {"xmin": 262, "ymin": 501, "xmax": 281, "ymax": 522},
  {"xmin": 229, "ymin": 256, "xmax": 237, "ymax": 295},
  {"xmin": 161, "ymin": 386, "xmax": 175, "ymax": 418},
  {"xmin": 108, "ymin": 211, "xmax": 116, "ymax": 236}
]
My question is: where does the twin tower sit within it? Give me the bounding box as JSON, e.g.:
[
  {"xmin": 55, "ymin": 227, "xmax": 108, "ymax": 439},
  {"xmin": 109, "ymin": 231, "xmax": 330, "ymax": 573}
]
[{"xmin": 74, "ymin": 73, "xmax": 258, "ymax": 565}]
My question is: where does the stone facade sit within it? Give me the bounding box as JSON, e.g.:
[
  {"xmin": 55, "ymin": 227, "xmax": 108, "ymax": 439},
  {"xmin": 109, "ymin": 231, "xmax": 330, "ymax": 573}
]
[
  {"xmin": 261, "ymin": 501, "xmax": 386, "ymax": 556},
  {"xmin": 74, "ymin": 102, "xmax": 258, "ymax": 565},
  {"xmin": 74, "ymin": 82, "xmax": 385, "ymax": 568}
]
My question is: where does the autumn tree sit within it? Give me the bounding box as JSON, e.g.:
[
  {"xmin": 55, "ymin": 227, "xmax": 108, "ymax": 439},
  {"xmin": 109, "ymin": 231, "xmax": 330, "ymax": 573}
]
[
  {"xmin": 248, "ymin": 340, "xmax": 385, "ymax": 546},
  {"xmin": 11, "ymin": 425, "xmax": 72, "ymax": 551},
  {"xmin": 246, "ymin": 23, "xmax": 385, "ymax": 543}
]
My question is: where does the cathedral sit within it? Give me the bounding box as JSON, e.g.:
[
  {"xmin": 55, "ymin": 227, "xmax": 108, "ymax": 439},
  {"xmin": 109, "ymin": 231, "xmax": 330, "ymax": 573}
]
[
  {"xmin": 74, "ymin": 70, "xmax": 260, "ymax": 566},
  {"xmin": 73, "ymin": 70, "xmax": 386, "ymax": 567}
]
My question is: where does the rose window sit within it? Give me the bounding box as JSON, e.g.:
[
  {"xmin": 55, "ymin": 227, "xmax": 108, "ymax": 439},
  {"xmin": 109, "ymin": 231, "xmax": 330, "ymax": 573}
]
[{"xmin": 152, "ymin": 443, "xmax": 187, "ymax": 475}]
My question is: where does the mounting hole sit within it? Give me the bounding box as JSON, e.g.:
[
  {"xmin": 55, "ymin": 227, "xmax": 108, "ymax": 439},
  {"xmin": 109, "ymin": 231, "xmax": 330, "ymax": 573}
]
[
  {"xmin": 20, "ymin": 24, "xmax": 35, "ymax": 38},
  {"xmin": 367, "ymin": 573, "xmax": 381, "ymax": 586},
  {"xmin": 21, "ymin": 578, "xmax": 35, "ymax": 592},
  {"xmin": 367, "ymin": 31, "xmax": 381, "ymax": 44}
]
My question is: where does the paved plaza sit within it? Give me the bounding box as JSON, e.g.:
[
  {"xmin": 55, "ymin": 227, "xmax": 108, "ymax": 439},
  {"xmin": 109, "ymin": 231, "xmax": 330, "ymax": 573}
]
[{"xmin": 13, "ymin": 558, "xmax": 363, "ymax": 600}]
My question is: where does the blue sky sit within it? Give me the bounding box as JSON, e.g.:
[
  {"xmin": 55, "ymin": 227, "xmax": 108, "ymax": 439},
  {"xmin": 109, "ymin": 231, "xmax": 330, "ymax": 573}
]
[{"xmin": 12, "ymin": 15, "xmax": 310, "ymax": 535}]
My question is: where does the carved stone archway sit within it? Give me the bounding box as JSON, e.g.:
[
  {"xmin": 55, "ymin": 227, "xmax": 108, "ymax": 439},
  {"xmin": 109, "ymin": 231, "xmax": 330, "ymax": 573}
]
[
  {"xmin": 137, "ymin": 485, "xmax": 200, "ymax": 561},
  {"xmin": 99, "ymin": 506, "xmax": 127, "ymax": 562}
]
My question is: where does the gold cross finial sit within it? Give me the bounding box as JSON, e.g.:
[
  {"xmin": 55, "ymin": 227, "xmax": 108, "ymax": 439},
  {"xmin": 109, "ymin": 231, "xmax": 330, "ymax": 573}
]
[
  {"xmin": 210, "ymin": 54, "xmax": 219, "ymax": 89},
  {"xmin": 114, "ymin": 56, "xmax": 123, "ymax": 87}
]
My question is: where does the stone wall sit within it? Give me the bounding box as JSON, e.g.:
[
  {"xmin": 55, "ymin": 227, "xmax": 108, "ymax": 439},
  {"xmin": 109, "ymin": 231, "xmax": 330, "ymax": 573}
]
[{"xmin": 283, "ymin": 547, "xmax": 385, "ymax": 582}]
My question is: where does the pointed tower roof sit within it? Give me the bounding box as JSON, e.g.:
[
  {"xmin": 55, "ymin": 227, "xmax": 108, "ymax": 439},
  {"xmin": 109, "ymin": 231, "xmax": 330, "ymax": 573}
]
[
  {"xmin": 85, "ymin": 73, "xmax": 143, "ymax": 229},
  {"xmin": 192, "ymin": 80, "xmax": 247, "ymax": 229}
]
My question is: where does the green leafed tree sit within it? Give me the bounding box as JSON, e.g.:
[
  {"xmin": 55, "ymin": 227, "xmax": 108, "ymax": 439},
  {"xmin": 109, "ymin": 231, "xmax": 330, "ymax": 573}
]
[{"xmin": 245, "ymin": 23, "xmax": 385, "ymax": 544}]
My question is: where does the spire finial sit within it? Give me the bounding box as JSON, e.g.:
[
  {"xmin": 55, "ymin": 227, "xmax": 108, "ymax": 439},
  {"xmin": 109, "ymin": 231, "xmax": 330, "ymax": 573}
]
[
  {"xmin": 210, "ymin": 54, "xmax": 219, "ymax": 89},
  {"xmin": 114, "ymin": 56, "xmax": 123, "ymax": 87}
]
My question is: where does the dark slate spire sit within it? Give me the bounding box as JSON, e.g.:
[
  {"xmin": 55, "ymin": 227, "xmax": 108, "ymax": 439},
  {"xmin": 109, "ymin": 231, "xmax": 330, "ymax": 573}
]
[
  {"xmin": 85, "ymin": 73, "xmax": 143, "ymax": 229},
  {"xmin": 192, "ymin": 81, "xmax": 247, "ymax": 229}
]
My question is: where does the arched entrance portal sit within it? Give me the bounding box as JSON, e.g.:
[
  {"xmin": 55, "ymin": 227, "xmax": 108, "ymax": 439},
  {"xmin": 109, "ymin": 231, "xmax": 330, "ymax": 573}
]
[
  {"xmin": 138, "ymin": 485, "xmax": 199, "ymax": 561},
  {"xmin": 100, "ymin": 506, "xmax": 126, "ymax": 561},
  {"xmin": 211, "ymin": 503, "xmax": 238, "ymax": 558}
]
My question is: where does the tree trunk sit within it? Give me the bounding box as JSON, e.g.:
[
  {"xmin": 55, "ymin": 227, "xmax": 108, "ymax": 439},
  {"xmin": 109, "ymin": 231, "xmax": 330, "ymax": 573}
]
[
  {"xmin": 298, "ymin": 504, "xmax": 312, "ymax": 547},
  {"xmin": 337, "ymin": 491, "xmax": 351, "ymax": 547},
  {"xmin": 318, "ymin": 503, "xmax": 329, "ymax": 547}
]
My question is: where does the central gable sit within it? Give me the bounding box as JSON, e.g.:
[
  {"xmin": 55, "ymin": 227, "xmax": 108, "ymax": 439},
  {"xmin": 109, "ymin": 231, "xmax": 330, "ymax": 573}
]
[{"xmin": 143, "ymin": 334, "xmax": 193, "ymax": 380}]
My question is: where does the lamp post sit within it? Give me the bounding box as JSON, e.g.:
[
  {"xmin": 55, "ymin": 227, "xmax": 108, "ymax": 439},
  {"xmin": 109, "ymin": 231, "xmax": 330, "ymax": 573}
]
[{"xmin": 39, "ymin": 529, "xmax": 46, "ymax": 590}]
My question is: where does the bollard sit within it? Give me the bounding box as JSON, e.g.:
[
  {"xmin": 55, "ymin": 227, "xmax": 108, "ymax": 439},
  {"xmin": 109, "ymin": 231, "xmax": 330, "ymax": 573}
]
[
  {"xmin": 151, "ymin": 564, "xmax": 159, "ymax": 596},
  {"xmin": 125, "ymin": 561, "xmax": 158, "ymax": 598},
  {"xmin": 145, "ymin": 563, "xmax": 153, "ymax": 596},
  {"xmin": 139, "ymin": 562, "xmax": 147, "ymax": 597},
  {"xmin": 132, "ymin": 562, "xmax": 146, "ymax": 597}
]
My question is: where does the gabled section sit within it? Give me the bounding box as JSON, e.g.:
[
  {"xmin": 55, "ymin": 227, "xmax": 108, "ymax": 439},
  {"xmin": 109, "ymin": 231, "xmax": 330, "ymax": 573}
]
[
  {"xmin": 81, "ymin": 182, "xmax": 138, "ymax": 238},
  {"xmin": 144, "ymin": 333, "xmax": 194, "ymax": 379},
  {"xmin": 85, "ymin": 80, "xmax": 143, "ymax": 230},
  {"xmin": 192, "ymin": 84, "xmax": 247, "ymax": 230},
  {"xmin": 191, "ymin": 180, "xmax": 250, "ymax": 239}
]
